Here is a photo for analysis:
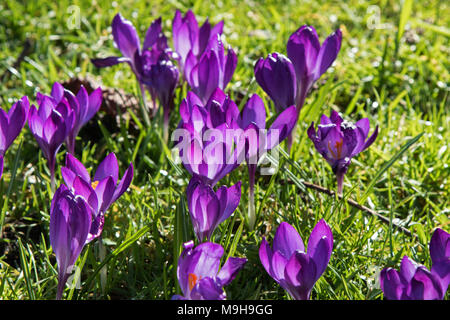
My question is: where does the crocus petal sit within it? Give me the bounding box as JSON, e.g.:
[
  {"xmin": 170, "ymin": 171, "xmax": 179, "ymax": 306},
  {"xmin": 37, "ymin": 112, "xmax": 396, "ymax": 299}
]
[
  {"xmin": 112, "ymin": 162, "xmax": 134, "ymax": 203},
  {"xmin": 380, "ymin": 268, "xmax": 403, "ymax": 300},
  {"xmin": 192, "ymin": 277, "xmax": 226, "ymax": 300},
  {"xmin": 307, "ymin": 219, "xmax": 333, "ymax": 279},
  {"xmin": 112, "ymin": 13, "xmax": 140, "ymax": 59},
  {"xmin": 273, "ymin": 222, "xmax": 305, "ymax": 259},
  {"xmin": 400, "ymin": 255, "xmax": 418, "ymax": 283},
  {"xmin": 283, "ymin": 251, "xmax": 317, "ymax": 300},
  {"xmin": 65, "ymin": 153, "xmax": 91, "ymax": 184},
  {"xmin": 216, "ymin": 257, "xmax": 247, "ymax": 286},
  {"xmin": 94, "ymin": 153, "xmax": 119, "ymax": 184},
  {"xmin": 94, "ymin": 176, "xmax": 116, "ymax": 214},
  {"xmin": 409, "ymin": 268, "xmax": 444, "ymax": 300},
  {"xmin": 91, "ymin": 56, "xmax": 131, "ymax": 68},
  {"xmin": 240, "ymin": 94, "xmax": 266, "ymax": 129},
  {"xmin": 215, "ymin": 181, "xmax": 241, "ymax": 226},
  {"xmin": 313, "ymin": 29, "xmax": 342, "ymax": 82}
]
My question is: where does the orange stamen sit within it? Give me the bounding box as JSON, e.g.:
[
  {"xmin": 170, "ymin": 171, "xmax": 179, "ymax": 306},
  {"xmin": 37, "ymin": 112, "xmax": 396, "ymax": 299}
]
[
  {"xmin": 328, "ymin": 139, "xmax": 343, "ymax": 159},
  {"xmin": 91, "ymin": 181, "xmax": 99, "ymax": 190},
  {"xmin": 188, "ymin": 273, "xmax": 198, "ymax": 291}
]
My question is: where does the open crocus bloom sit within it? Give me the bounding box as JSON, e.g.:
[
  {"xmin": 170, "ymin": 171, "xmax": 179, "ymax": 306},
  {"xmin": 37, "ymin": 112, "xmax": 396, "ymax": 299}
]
[
  {"xmin": 172, "ymin": 9, "xmax": 224, "ymax": 77},
  {"xmin": 61, "ymin": 153, "xmax": 133, "ymax": 242},
  {"xmin": 50, "ymin": 184, "xmax": 92, "ymax": 300},
  {"xmin": 259, "ymin": 220, "xmax": 333, "ymax": 300},
  {"xmin": 49, "ymin": 82, "xmax": 102, "ymax": 154},
  {"xmin": 173, "ymin": 241, "xmax": 246, "ymax": 300},
  {"xmin": 0, "ymin": 95, "xmax": 29, "ymax": 179},
  {"xmin": 186, "ymin": 177, "xmax": 241, "ymax": 242},
  {"xmin": 307, "ymin": 110, "xmax": 378, "ymax": 194}
]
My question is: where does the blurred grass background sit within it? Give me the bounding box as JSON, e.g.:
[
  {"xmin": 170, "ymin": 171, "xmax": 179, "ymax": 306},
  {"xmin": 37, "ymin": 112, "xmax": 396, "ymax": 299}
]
[{"xmin": 0, "ymin": 0, "xmax": 448, "ymax": 300}]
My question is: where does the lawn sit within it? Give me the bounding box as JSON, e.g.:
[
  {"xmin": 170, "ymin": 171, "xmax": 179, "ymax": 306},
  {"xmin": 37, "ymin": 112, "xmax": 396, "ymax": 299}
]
[{"xmin": 0, "ymin": 0, "xmax": 448, "ymax": 300}]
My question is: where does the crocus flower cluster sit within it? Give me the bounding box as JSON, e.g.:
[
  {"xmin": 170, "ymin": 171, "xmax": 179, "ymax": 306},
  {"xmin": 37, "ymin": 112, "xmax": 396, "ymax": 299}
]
[
  {"xmin": 255, "ymin": 26, "xmax": 342, "ymax": 149},
  {"xmin": 307, "ymin": 110, "xmax": 378, "ymax": 194},
  {"xmin": 173, "ymin": 240, "xmax": 246, "ymax": 300},
  {"xmin": 0, "ymin": 96, "xmax": 29, "ymax": 180},
  {"xmin": 92, "ymin": 13, "xmax": 179, "ymax": 133},
  {"xmin": 380, "ymin": 228, "xmax": 449, "ymax": 300},
  {"xmin": 259, "ymin": 220, "xmax": 333, "ymax": 300}
]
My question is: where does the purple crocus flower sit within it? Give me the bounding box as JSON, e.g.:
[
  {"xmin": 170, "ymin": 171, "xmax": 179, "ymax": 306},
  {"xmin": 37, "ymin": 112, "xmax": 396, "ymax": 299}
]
[
  {"xmin": 172, "ymin": 9, "xmax": 224, "ymax": 77},
  {"xmin": 380, "ymin": 228, "xmax": 449, "ymax": 300},
  {"xmin": 380, "ymin": 256, "xmax": 444, "ymax": 300},
  {"xmin": 186, "ymin": 177, "xmax": 241, "ymax": 242},
  {"xmin": 307, "ymin": 110, "xmax": 378, "ymax": 194},
  {"xmin": 49, "ymin": 82, "xmax": 102, "ymax": 154},
  {"xmin": 429, "ymin": 228, "xmax": 450, "ymax": 294},
  {"xmin": 185, "ymin": 35, "xmax": 237, "ymax": 104},
  {"xmin": 0, "ymin": 95, "xmax": 29, "ymax": 179},
  {"xmin": 61, "ymin": 152, "xmax": 134, "ymax": 242},
  {"xmin": 92, "ymin": 14, "xmax": 177, "ymax": 128},
  {"xmin": 255, "ymin": 26, "xmax": 342, "ymax": 150},
  {"xmin": 172, "ymin": 240, "xmax": 246, "ymax": 300},
  {"xmin": 259, "ymin": 220, "xmax": 333, "ymax": 300},
  {"xmin": 50, "ymin": 184, "xmax": 92, "ymax": 300},
  {"xmin": 235, "ymin": 94, "xmax": 297, "ymax": 229},
  {"xmin": 28, "ymin": 89, "xmax": 75, "ymax": 190},
  {"xmin": 287, "ymin": 26, "xmax": 342, "ymax": 109},
  {"xmin": 175, "ymin": 89, "xmax": 242, "ymax": 187}
]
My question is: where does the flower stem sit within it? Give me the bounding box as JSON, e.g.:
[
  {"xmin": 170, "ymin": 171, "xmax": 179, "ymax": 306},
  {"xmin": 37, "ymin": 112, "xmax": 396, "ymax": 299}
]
[
  {"xmin": 247, "ymin": 164, "xmax": 257, "ymax": 230},
  {"xmin": 336, "ymin": 171, "xmax": 344, "ymax": 196},
  {"xmin": 138, "ymin": 83, "xmax": 151, "ymax": 128}
]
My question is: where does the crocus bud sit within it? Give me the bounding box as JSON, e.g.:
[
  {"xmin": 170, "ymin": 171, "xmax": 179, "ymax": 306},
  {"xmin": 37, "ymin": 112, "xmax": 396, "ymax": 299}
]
[
  {"xmin": 50, "ymin": 184, "xmax": 92, "ymax": 300},
  {"xmin": 254, "ymin": 52, "xmax": 297, "ymax": 113},
  {"xmin": 259, "ymin": 220, "xmax": 333, "ymax": 300}
]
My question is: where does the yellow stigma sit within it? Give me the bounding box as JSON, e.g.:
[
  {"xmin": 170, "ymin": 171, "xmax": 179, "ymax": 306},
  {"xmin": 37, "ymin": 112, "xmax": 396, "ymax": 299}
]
[{"xmin": 91, "ymin": 181, "xmax": 99, "ymax": 190}]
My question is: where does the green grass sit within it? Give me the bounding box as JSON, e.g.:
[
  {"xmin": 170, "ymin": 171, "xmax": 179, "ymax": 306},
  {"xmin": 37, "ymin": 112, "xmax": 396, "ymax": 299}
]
[{"xmin": 0, "ymin": 0, "xmax": 449, "ymax": 300}]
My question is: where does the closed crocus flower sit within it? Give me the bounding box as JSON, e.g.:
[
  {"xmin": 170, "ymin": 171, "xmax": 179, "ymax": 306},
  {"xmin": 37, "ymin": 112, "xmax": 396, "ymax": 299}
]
[
  {"xmin": 0, "ymin": 95, "xmax": 29, "ymax": 179},
  {"xmin": 254, "ymin": 52, "xmax": 297, "ymax": 113},
  {"xmin": 186, "ymin": 35, "xmax": 237, "ymax": 104},
  {"xmin": 172, "ymin": 241, "xmax": 246, "ymax": 300},
  {"xmin": 50, "ymin": 82, "xmax": 102, "ymax": 154},
  {"xmin": 287, "ymin": 26, "xmax": 342, "ymax": 107},
  {"xmin": 186, "ymin": 177, "xmax": 241, "ymax": 242},
  {"xmin": 307, "ymin": 110, "xmax": 378, "ymax": 195},
  {"xmin": 28, "ymin": 90, "xmax": 75, "ymax": 190},
  {"xmin": 380, "ymin": 255, "xmax": 444, "ymax": 300},
  {"xmin": 236, "ymin": 94, "xmax": 297, "ymax": 229},
  {"xmin": 172, "ymin": 9, "xmax": 224, "ymax": 76},
  {"xmin": 50, "ymin": 184, "xmax": 92, "ymax": 300},
  {"xmin": 61, "ymin": 153, "xmax": 134, "ymax": 242},
  {"xmin": 429, "ymin": 228, "xmax": 450, "ymax": 295},
  {"xmin": 259, "ymin": 220, "xmax": 333, "ymax": 300}
]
